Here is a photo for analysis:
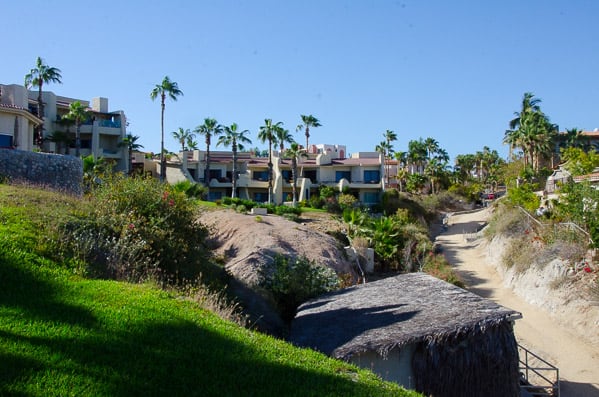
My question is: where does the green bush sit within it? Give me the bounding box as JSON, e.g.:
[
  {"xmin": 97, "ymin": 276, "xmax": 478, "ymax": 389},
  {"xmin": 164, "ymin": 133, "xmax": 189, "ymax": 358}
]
[
  {"xmin": 260, "ymin": 255, "xmax": 340, "ymax": 322},
  {"xmin": 507, "ymin": 184, "xmax": 540, "ymax": 213},
  {"xmin": 61, "ymin": 175, "xmax": 222, "ymax": 285},
  {"xmin": 338, "ymin": 193, "xmax": 358, "ymax": 211},
  {"xmin": 172, "ymin": 180, "xmax": 207, "ymax": 199}
]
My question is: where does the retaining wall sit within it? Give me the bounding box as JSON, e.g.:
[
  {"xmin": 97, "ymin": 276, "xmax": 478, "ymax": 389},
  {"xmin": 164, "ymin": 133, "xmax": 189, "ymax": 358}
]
[{"xmin": 0, "ymin": 148, "xmax": 83, "ymax": 195}]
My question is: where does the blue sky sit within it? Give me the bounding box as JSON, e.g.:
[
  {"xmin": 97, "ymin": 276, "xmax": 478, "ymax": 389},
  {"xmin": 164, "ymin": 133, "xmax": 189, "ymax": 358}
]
[{"xmin": 4, "ymin": 1, "xmax": 599, "ymax": 161}]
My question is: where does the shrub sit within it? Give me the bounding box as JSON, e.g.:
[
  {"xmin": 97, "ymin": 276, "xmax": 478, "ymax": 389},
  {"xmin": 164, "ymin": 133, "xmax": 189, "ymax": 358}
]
[
  {"xmin": 259, "ymin": 255, "xmax": 340, "ymax": 322},
  {"xmin": 338, "ymin": 193, "xmax": 358, "ymax": 211},
  {"xmin": 506, "ymin": 184, "xmax": 540, "ymax": 213},
  {"xmin": 422, "ymin": 253, "xmax": 465, "ymax": 288},
  {"xmin": 172, "ymin": 180, "xmax": 207, "ymax": 199},
  {"xmin": 61, "ymin": 175, "xmax": 222, "ymax": 285}
]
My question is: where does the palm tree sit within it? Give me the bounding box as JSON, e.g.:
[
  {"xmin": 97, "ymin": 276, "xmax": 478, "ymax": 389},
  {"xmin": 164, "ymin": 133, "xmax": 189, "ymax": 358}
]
[
  {"xmin": 186, "ymin": 136, "xmax": 199, "ymax": 150},
  {"xmin": 172, "ymin": 127, "xmax": 193, "ymax": 151},
  {"xmin": 258, "ymin": 119, "xmax": 283, "ymax": 204},
  {"xmin": 454, "ymin": 154, "xmax": 477, "ymax": 184},
  {"xmin": 284, "ymin": 142, "xmax": 308, "ymax": 207},
  {"xmin": 24, "ymin": 57, "xmax": 62, "ymax": 147},
  {"xmin": 407, "ymin": 139, "xmax": 427, "ymax": 174},
  {"xmin": 64, "ymin": 101, "xmax": 90, "ymax": 157},
  {"xmin": 150, "ymin": 76, "xmax": 183, "ymax": 182},
  {"xmin": 119, "ymin": 134, "xmax": 144, "ymax": 175},
  {"xmin": 217, "ymin": 123, "xmax": 252, "ymax": 198},
  {"xmin": 194, "ymin": 118, "xmax": 223, "ymax": 185},
  {"xmin": 276, "ymin": 126, "xmax": 295, "ymax": 153},
  {"xmin": 297, "ymin": 114, "xmax": 321, "ymax": 153},
  {"xmin": 375, "ymin": 141, "xmax": 392, "ymax": 184},
  {"xmin": 46, "ymin": 130, "xmax": 71, "ymax": 155}
]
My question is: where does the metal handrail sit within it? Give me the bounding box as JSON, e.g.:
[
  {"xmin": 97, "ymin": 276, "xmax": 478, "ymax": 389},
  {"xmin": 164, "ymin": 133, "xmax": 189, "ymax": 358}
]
[{"xmin": 518, "ymin": 343, "xmax": 560, "ymax": 396}]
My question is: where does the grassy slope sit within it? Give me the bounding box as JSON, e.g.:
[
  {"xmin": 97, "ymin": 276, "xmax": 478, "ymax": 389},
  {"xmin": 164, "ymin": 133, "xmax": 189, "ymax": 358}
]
[{"xmin": 0, "ymin": 185, "xmax": 419, "ymax": 397}]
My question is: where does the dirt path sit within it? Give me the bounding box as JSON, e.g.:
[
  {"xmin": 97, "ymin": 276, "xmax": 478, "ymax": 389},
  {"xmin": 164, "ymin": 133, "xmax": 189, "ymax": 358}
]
[{"xmin": 435, "ymin": 209, "xmax": 599, "ymax": 397}]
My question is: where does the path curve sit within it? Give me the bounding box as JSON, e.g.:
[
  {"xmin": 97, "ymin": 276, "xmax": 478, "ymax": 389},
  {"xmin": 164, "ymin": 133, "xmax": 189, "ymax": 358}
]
[{"xmin": 435, "ymin": 208, "xmax": 599, "ymax": 397}]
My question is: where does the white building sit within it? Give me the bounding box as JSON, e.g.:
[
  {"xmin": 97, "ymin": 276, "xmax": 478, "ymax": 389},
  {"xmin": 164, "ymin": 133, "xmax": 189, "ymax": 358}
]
[{"xmin": 0, "ymin": 83, "xmax": 128, "ymax": 171}]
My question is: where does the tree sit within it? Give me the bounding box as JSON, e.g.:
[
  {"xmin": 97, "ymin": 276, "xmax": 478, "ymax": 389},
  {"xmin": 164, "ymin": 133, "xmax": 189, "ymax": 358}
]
[
  {"xmin": 24, "ymin": 57, "xmax": 62, "ymax": 147},
  {"xmin": 375, "ymin": 140, "xmax": 392, "ymax": 184},
  {"xmin": 217, "ymin": 123, "xmax": 252, "ymax": 198},
  {"xmin": 150, "ymin": 76, "xmax": 183, "ymax": 182},
  {"xmin": 276, "ymin": 126, "xmax": 295, "ymax": 153},
  {"xmin": 407, "ymin": 139, "xmax": 427, "ymax": 175},
  {"xmin": 194, "ymin": 118, "xmax": 223, "ymax": 185},
  {"xmin": 284, "ymin": 142, "xmax": 308, "ymax": 207},
  {"xmin": 454, "ymin": 154, "xmax": 477, "ymax": 184},
  {"xmin": 172, "ymin": 127, "xmax": 194, "ymax": 152},
  {"xmin": 64, "ymin": 101, "xmax": 90, "ymax": 157},
  {"xmin": 258, "ymin": 119, "xmax": 283, "ymax": 204},
  {"xmin": 46, "ymin": 130, "xmax": 71, "ymax": 155},
  {"xmin": 186, "ymin": 136, "xmax": 199, "ymax": 150},
  {"xmin": 297, "ymin": 114, "xmax": 321, "ymax": 152},
  {"xmin": 505, "ymin": 92, "xmax": 556, "ymax": 172},
  {"xmin": 120, "ymin": 134, "xmax": 144, "ymax": 175}
]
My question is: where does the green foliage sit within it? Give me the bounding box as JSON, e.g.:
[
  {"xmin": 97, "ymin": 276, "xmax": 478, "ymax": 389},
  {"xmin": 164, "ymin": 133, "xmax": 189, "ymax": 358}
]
[
  {"xmin": 406, "ymin": 173, "xmax": 427, "ymax": 193},
  {"xmin": 260, "ymin": 255, "xmax": 340, "ymax": 322},
  {"xmin": 561, "ymin": 147, "xmax": 599, "ymax": 176},
  {"xmin": 338, "ymin": 193, "xmax": 358, "ymax": 211},
  {"xmin": 381, "ymin": 189, "xmax": 401, "ymax": 214},
  {"xmin": 553, "ymin": 181, "xmax": 599, "ymax": 248},
  {"xmin": 319, "ymin": 185, "xmax": 336, "ymax": 199},
  {"xmin": 506, "ymin": 184, "xmax": 540, "ymax": 212},
  {"xmin": 61, "ymin": 175, "xmax": 221, "ymax": 284},
  {"xmin": 172, "ymin": 180, "xmax": 207, "ymax": 199},
  {"xmin": 0, "ymin": 241, "xmax": 416, "ymax": 396}
]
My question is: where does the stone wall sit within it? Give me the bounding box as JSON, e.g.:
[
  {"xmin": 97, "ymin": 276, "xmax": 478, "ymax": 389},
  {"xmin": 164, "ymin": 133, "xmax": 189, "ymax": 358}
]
[{"xmin": 0, "ymin": 148, "xmax": 83, "ymax": 195}]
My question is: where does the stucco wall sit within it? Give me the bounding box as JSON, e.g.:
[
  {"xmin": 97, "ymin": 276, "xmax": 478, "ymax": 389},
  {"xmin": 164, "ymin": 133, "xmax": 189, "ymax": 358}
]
[{"xmin": 0, "ymin": 148, "xmax": 82, "ymax": 195}]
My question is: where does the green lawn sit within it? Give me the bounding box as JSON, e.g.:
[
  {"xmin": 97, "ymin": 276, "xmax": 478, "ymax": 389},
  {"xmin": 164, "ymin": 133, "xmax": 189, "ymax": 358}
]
[{"xmin": 0, "ymin": 184, "xmax": 419, "ymax": 397}]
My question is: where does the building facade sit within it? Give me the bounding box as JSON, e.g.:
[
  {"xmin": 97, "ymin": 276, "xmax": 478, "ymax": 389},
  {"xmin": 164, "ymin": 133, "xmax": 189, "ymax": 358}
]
[
  {"xmin": 0, "ymin": 83, "xmax": 128, "ymax": 171},
  {"xmin": 164, "ymin": 146, "xmax": 385, "ymax": 205}
]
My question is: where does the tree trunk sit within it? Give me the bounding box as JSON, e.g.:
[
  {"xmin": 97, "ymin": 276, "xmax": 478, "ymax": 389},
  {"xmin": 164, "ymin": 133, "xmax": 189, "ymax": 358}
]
[
  {"xmin": 159, "ymin": 97, "xmax": 165, "ymax": 182},
  {"xmin": 231, "ymin": 143, "xmax": 238, "ymax": 198}
]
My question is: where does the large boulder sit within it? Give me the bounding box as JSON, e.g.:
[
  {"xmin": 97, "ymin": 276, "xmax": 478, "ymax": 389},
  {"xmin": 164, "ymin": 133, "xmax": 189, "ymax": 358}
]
[{"xmin": 199, "ymin": 209, "xmax": 356, "ymax": 335}]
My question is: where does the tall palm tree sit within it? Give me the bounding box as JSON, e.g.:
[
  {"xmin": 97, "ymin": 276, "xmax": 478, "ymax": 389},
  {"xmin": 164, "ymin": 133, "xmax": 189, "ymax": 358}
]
[
  {"xmin": 194, "ymin": 118, "xmax": 223, "ymax": 185},
  {"xmin": 24, "ymin": 57, "xmax": 62, "ymax": 147},
  {"xmin": 297, "ymin": 114, "xmax": 321, "ymax": 153},
  {"xmin": 407, "ymin": 139, "xmax": 427, "ymax": 175},
  {"xmin": 275, "ymin": 126, "xmax": 295, "ymax": 153},
  {"xmin": 172, "ymin": 127, "xmax": 194, "ymax": 151},
  {"xmin": 64, "ymin": 101, "xmax": 90, "ymax": 157},
  {"xmin": 258, "ymin": 119, "xmax": 283, "ymax": 204},
  {"xmin": 119, "ymin": 134, "xmax": 144, "ymax": 175},
  {"xmin": 150, "ymin": 76, "xmax": 183, "ymax": 182},
  {"xmin": 375, "ymin": 141, "xmax": 392, "ymax": 184},
  {"xmin": 217, "ymin": 123, "xmax": 252, "ymax": 198},
  {"xmin": 284, "ymin": 142, "xmax": 308, "ymax": 207}
]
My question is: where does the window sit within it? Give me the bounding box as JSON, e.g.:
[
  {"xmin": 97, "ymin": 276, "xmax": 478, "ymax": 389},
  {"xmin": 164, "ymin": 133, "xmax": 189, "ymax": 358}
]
[
  {"xmin": 208, "ymin": 191, "xmax": 223, "ymax": 201},
  {"xmin": 364, "ymin": 170, "xmax": 380, "ymax": 183},
  {"xmin": 254, "ymin": 192, "xmax": 268, "ymax": 202},
  {"xmin": 281, "ymin": 170, "xmax": 292, "ymax": 181},
  {"xmin": 253, "ymin": 171, "xmax": 269, "ymax": 181},
  {"xmin": 0, "ymin": 134, "xmax": 12, "ymax": 147},
  {"xmin": 335, "ymin": 171, "xmax": 351, "ymax": 182},
  {"xmin": 363, "ymin": 192, "xmax": 379, "ymax": 204},
  {"xmin": 303, "ymin": 170, "xmax": 317, "ymax": 183},
  {"xmin": 209, "ymin": 169, "xmax": 222, "ymax": 179}
]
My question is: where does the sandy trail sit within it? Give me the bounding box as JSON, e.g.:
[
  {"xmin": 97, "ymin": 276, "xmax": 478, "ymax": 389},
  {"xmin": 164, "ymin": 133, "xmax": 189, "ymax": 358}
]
[{"xmin": 435, "ymin": 209, "xmax": 599, "ymax": 397}]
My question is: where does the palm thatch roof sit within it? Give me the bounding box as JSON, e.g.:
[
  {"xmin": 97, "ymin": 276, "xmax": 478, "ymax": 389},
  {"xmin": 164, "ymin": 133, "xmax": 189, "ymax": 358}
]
[
  {"xmin": 290, "ymin": 272, "xmax": 520, "ymax": 360},
  {"xmin": 290, "ymin": 273, "xmax": 522, "ymax": 397}
]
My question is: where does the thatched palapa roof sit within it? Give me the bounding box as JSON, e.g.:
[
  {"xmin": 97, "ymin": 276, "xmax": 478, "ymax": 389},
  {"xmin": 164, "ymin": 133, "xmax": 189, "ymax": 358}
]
[{"xmin": 289, "ymin": 272, "xmax": 520, "ymax": 360}]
